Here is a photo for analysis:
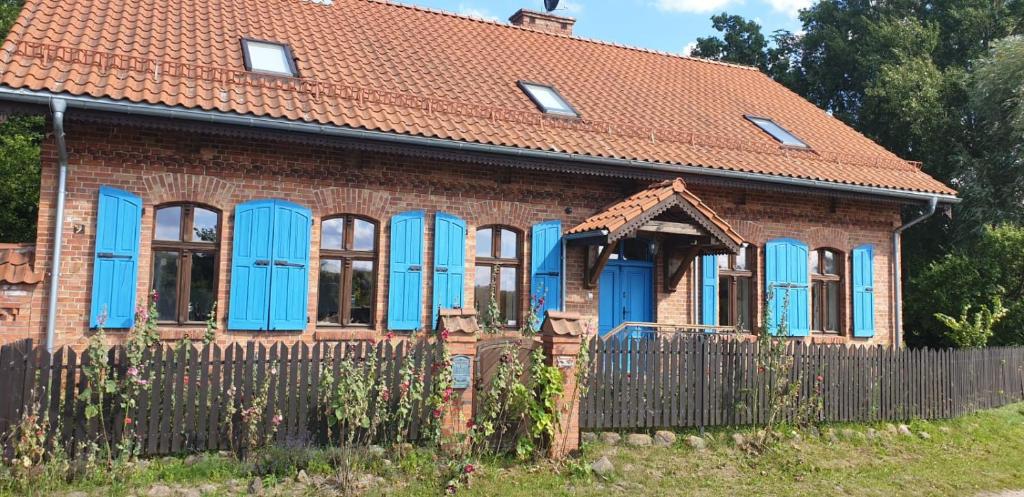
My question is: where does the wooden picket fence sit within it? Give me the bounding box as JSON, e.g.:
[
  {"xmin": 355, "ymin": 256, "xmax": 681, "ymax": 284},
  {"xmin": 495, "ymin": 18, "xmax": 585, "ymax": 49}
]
[
  {"xmin": 0, "ymin": 339, "xmax": 444, "ymax": 456},
  {"xmin": 580, "ymin": 335, "xmax": 1024, "ymax": 430}
]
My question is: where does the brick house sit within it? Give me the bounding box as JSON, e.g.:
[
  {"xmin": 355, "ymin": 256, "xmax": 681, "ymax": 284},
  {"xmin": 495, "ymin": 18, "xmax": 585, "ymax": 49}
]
[{"xmin": 0, "ymin": 0, "xmax": 957, "ymax": 351}]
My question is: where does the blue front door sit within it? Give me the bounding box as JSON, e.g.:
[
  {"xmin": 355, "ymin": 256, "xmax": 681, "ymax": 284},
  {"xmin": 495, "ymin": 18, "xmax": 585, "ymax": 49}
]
[{"xmin": 598, "ymin": 260, "xmax": 653, "ymax": 339}]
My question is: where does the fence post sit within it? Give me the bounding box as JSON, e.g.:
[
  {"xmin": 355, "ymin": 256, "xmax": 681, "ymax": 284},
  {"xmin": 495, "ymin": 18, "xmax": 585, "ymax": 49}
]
[
  {"xmin": 540, "ymin": 311, "xmax": 585, "ymax": 459},
  {"xmin": 438, "ymin": 308, "xmax": 479, "ymax": 441}
]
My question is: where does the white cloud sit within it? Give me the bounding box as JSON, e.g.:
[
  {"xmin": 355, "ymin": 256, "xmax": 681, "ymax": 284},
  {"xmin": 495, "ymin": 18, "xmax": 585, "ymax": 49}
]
[
  {"xmin": 457, "ymin": 3, "xmax": 498, "ymax": 21},
  {"xmin": 763, "ymin": 0, "xmax": 813, "ymax": 18},
  {"xmin": 654, "ymin": 0, "xmax": 737, "ymax": 14},
  {"xmin": 682, "ymin": 41, "xmax": 697, "ymax": 56}
]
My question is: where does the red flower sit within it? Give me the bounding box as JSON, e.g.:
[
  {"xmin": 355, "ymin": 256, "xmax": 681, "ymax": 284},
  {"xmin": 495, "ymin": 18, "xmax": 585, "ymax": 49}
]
[
  {"xmin": 464, "ymin": 464, "xmax": 475, "ymax": 474},
  {"xmin": 432, "ymin": 408, "xmax": 443, "ymax": 419},
  {"xmin": 183, "ymin": 374, "xmax": 190, "ymax": 386},
  {"xmin": 816, "ymin": 375, "xmax": 824, "ymax": 382},
  {"xmin": 466, "ymin": 420, "xmax": 475, "ymax": 429},
  {"xmin": 440, "ymin": 330, "xmax": 450, "ymax": 341},
  {"xmin": 385, "ymin": 332, "xmax": 396, "ymax": 342},
  {"xmin": 124, "ymin": 417, "xmax": 133, "ymax": 425}
]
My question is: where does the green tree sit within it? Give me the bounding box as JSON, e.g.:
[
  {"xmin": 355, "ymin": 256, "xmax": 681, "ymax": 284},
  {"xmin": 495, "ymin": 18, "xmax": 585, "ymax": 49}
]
[
  {"xmin": 905, "ymin": 225, "xmax": 1024, "ymax": 347},
  {"xmin": 691, "ymin": 13, "xmax": 769, "ymax": 68}
]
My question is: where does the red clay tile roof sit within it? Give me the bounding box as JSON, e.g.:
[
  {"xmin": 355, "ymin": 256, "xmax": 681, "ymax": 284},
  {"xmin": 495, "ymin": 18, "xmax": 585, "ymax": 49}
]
[
  {"xmin": 0, "ymin": 243, "xmax": 42, "ymax": 285},
  {"xmin": 568, "ymin": 178, "xmax": 744, "ymax": 252},
  {"xmin": 0, "ymin": 0, "xmax": 955, "ymax": 196}
]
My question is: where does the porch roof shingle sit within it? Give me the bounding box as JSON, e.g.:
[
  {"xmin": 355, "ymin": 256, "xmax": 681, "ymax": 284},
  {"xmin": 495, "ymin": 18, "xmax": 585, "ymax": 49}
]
[
  {"xmin": 0, "ymin": 244, "xmax": 42, "ymax": 285},
  {"xmin": 568, "ymin": 178, "xmax": 744, "ymax": 251},
  {"xmin": 0, "ymin": 0, "xmax": 956, "ymax": 197}
]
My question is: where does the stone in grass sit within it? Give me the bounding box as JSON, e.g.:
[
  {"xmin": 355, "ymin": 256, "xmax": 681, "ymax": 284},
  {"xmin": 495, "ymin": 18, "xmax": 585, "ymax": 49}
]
[
  {"xmin": 591, "ymin": 456, "xmax": 615, "ymax": 476},
  {"xmin": 866, "ymin": 428, "xmax": 879, "ymax": 439},
  {"xmin": 919, "ymin": 431, "xmax": 931, "ymax": 440},
  {"xmin": 581, "ymin": 432, "xmax": 598, "ymax": 444},
  {"xmin": 898, "ymin": 424, "xmax": 913, "ymax": 437},
  {"xmin": 841, "ymin": 428, "xmax": 859, "ymax": 439},
  {"xmin": 248, "ymin": 477, "xmax": 264, "ymax": 496},
  {"xmin": 601, "ymin": 432, "xmax": 622, "ymax": 445},
  {"xmin": 296, "ymin": 470, "xmax": 311, "ymax": 484},
  {"xmin": 146, "ymin": 485, "xmax": 175, "ymax": 497},
  {"xmin": 731, "ymin": 433, "xmax": 746, "ymax": 447},
  {"xmin": 367, "ymin": 445, "xmax": 386, "ymax": 459},
  {"xmin": 884, "ymin": 423, "xmax": 899, "ymax": 434},
  {"xmin": 653, "ymin": 431, "xmax": 677, "ymax": 447},
  {"xmin": 685, "ymin": 435, "xmax": 706, "ymax": 451},
  {"xmin": 626, "ymin": 433, "xmax": 653, "ymax": 447}
]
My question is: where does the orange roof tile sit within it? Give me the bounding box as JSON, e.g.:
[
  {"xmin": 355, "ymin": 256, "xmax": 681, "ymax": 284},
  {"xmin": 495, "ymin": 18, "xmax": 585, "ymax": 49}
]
[
  {"xmin": 0, "ymin": 243, "xmax": 42, "ymax": 285},
  {"xmin": 568, "ymin": 178, "xmax": 744, "ymax": 252},
  {"xmin": 0, "ymin": 0, "xmax": 956, "ymax": 196}
]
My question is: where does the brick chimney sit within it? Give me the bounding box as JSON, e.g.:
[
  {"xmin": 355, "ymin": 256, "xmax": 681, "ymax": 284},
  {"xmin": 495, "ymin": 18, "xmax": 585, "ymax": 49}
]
[{"xmin": 509, "ymin": 9, "xmax": 575, "ymax": 35}]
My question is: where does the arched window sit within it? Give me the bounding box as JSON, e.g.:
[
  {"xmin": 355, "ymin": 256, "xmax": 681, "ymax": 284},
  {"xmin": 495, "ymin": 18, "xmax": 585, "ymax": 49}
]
[
  {"xmin": 151, "ymin": 203, "xmax": 220, "ymax": 324},
  {"xmin": 318, "ymin": 215, "xmax": 378, "ymax": 327},
  {"xmin": 811, "ymin": 248, "xmax": 843, "ymax": 333},
  {"xmin": 717, "ymin": 246, "xmax": 756, "ymax": 330},
  {"xmin": 474, "ymin": 226, "xmax": 522, "ymax": 328}
]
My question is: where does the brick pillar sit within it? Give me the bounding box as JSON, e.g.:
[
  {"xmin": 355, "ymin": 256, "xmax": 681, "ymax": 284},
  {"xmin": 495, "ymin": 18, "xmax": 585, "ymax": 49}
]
[
  {"xmin": 438, "ymin": 308, "xmax": 479, "ymax": 440},
  {"xmin": 540, "ymin": 310, "xmax": 585, "ymax": 459}
]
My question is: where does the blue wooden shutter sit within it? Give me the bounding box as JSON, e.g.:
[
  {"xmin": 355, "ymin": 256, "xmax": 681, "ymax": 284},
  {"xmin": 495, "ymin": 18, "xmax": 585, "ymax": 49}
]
[
  {"xmin": 268, "ymin": 201, "xmax": 312, "ymax": 331},
  {"xmin": 228, "ymin": 200, "xmax": 275, "ymax": 330},
  {"xmin": 530, "ymin": 220, "xmax": 563, "ymax": 323},
  {"xmin": 765, "ymin": 238, "xmax": 810, "ymax": 336},
  {"xmin": 432, "ymin": 212, "xmax": 466, "ymax": 329},
  {"xmin": 90, "ymin": 186, "xmax": 142, "ymax": 328},
  {"xmin": 852, "ymin": 244, "xmax": 876, "ymax": 337},
  {"xmin": 700, "ymin": 255, "xmax": 718, "ymax": 329},
  {"xmin": 388, "ymin": 211, "xmax": 425, "ymax": 331}
]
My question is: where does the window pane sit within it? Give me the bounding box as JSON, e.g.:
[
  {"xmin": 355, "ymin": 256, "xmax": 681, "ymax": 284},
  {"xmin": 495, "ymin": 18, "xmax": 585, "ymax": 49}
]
[
  {"xmin": 188, "ymin": 252, "xmax": 216, "ymax": 322},
  {"xmin": 500, "ymin": 266, "xmax": 518, "ymax": 327},
  {"xmin": 473, "ymin": 266, "xmax": 492, "ymax": 315},
  {"xmin": 499, "ymin": 229, "xmax": 518, "ymax": 259},
  {"xmin": 317, "ymin": 259, "xmax": 342, "ymax": 324},
  {"xmin": 153, "ymin": 251, "xmax": 179, "ymax": 321},
  {"xmin": 522, "ymin": 84, "xmax": 574, "ymax": 115},
  {"xmin": 825, "ymin": 281, "xmax": 840, "ymax": 332},
  {"xmin": 735, "ymin": 247, "xmax": 749, "ymax": 271},
  {"xmin": 718, "ymin": 276, "xmax": 732, "ymax": 326},
  {"xmin": 811, "ymin": 281, "xmax": 822, "ymax": 331},
  {"xmin": 823, "ymin": 250, "xmax": 838, "ymax": 275},
  {"xmin": 155, "ymin": 207, "xmax": 182, "ymax": 241},
  {"xmin": 748, "ymin": 117, "xmax": 808, "ymax": 148},
  {"xmin": 810, "ymin": 250, "xmax": 820, "ymax": 275},
  {"xmin": 192, "ymin": 208, "xmax": 218, "ymax": 243},
  {"xmin": 245, "ymin": 40, "xmax": 292, "ymax": 75},
  {"xmin": 718, "ymin": 255, "xmax": 730, "ymax": 270},
  {"xmin": 350, "ymin": 260, "xmax": 374, "ymax": 325},
  {"xmin": 353, "ymin": 219, "xmax": 375, "ymax": 252},
  {"xmin": 621, "ymin": 239, "xmax": 651, "ymax": 261},
  {"xmin": 476, "ymin": 229, "xmax": 493, "ymax": 258},
  {"xmin": 737, "ymin": 277, "xmax": 752, "ymax": 330},
  {"xmin": 321, "ymin": 218, "xmax": 344, "ymax": 250}
]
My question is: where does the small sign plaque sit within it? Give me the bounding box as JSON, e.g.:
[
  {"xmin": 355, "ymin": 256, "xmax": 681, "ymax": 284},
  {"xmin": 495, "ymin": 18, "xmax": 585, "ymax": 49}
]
[
  {"xmin": 557, "ymin": 356, "xmax": 576, "ymax": 369},
  {"xmin": 451, "ymin": 355, "xmax": 472, "ymax": 389}
]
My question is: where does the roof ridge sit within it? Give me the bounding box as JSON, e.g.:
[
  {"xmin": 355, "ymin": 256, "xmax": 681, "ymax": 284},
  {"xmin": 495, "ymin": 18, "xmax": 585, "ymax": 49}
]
[{"xmin": 363, "ymin": 0, "xmax": 760, "ymax": 72}]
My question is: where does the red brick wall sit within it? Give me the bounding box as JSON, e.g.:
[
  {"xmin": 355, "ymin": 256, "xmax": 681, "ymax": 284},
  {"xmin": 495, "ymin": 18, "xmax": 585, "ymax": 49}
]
[
  {"xmin": 0, "ymin": 283, "xmax": 35, "ymax": 341},
  {"xmin": 23, "ymin": 120, "xmax": 901, "ymax": 349}
]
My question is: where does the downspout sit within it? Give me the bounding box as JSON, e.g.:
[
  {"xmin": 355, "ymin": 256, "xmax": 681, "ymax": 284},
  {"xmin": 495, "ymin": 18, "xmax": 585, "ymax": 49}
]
[
  {"xmin": 45, "ymin": 98, "xmax": 68, "ymax": 353},
  {"xmin": 892, "ymin": 196, "xmax": 938, "ymax": 348}
]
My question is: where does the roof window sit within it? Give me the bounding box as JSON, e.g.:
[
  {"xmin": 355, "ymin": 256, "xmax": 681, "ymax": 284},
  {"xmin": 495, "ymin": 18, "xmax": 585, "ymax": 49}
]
[
  {"xmin": 746, "ymin": 116, "xmax": 808, "ymax": 148},
  {"xmin": 518, "ymin": 81, "xmax": 578, "ymax": 117},
  {"xmin": 241, "ymin": 39, "xmax": 298, "ymax": 77}
]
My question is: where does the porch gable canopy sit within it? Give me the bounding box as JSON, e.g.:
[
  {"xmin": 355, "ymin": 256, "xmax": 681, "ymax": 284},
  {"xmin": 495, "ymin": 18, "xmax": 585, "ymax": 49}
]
[{"xmin": 566, "ymin": 178, "xmax": 744, "ymax": 255}]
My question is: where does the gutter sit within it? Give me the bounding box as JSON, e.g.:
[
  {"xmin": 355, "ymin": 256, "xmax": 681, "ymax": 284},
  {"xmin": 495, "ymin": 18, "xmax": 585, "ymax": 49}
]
[
  {"xmin": 0, "ymin": 87, "xmax": 961, "ymax": 205},
  {"xmin": 892, "ymin": 196, "xmax": 938, "ymax": 347},
  {"xmin": 46, "ymin": 98, "xmax": 68, "ymax": 353}
]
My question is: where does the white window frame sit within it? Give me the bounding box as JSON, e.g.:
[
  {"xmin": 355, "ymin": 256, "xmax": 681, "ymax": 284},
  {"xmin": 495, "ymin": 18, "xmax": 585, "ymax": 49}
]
[
  {"xmin": 241, "ymin": 38, "xmax": 299, "ymax": 77},
  {"xmin": 745, "ymin": 115, "xmax": 809, "ymax": 148},
  {"xmin": 518, "ymin": 81, "xmax": 579, "ymax": 117}
]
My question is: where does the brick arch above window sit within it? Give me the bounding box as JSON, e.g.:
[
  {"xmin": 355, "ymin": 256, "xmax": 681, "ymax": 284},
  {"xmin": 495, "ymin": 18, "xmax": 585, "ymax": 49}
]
[
  {"xmin": 143, "ymin": 173, "xmax": 236, "ymax": 211},
  {"xmin": 728, "ymin": 220, "xmax": 767, "ymax": 246},
  {"xmin": 465, "ymin": 200, "xmax": 543, "ymax": 229},
  {"xmin": 805, "ymin": 227, "xmax": 852, "ymax": 252},
  {"xmin": 312, "ymin": 187, "xmax": 391, "ymax": 221}
]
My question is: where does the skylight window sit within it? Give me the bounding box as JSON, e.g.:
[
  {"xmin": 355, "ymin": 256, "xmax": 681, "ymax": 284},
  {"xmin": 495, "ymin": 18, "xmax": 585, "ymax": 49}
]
[
  {"xmin": 518, "ymin": 81, "xmax": 578, "ymax": 117},
  {"xmin": 241, "ymin": 39, "xmax": 298, "ymax": 77},
  {"xmin": 746, "ymin": 116, "xmax": 809, "ymax": 148}
]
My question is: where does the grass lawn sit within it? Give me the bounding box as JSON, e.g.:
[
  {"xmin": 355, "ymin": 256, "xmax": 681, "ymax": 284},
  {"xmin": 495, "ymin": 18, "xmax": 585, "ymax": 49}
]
[{"xmin": 6, "ymin": 404, "xmax": 1024, "ymax": 497}]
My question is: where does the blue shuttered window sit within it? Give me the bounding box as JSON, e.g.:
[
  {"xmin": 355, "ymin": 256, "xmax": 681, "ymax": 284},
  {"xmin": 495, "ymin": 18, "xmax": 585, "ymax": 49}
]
[
  {"xmin": 765, "ymin": 238, "xmax": 810, "ymax": 336},
  {"xmin": 388, "ymin": 211, "xmax": 425, "ymax": 331},
  {"xmin": 700, "ymin": 255, "xmax": 718, "ymax": 328},
  {"xmin": 432, "ymin": 213, "xmax": 466, "ymax": 329},
  {"xmin": 90, "ymin": 186, "xmax": 143, "ymax": 328},
  {"xmin": 852, "ymin": 244, "xmax": 876, "ymax": 338},
  {"xmin": 530, "ymin": 220, "xmax": 562, "ymax": 323},
  {"xmin": 228, "ymin": 199, "xmax": 311, "ymax": 331}
]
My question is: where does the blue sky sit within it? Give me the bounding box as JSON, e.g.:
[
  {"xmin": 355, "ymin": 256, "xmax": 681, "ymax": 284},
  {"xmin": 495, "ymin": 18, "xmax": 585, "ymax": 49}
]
[{"xmin": 404, "ymin": 0, "xmax": 809, "ymax": 55}]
